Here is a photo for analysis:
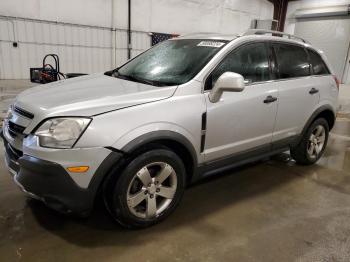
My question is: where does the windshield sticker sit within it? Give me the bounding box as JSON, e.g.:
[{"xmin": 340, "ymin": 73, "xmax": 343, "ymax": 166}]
[{"xmin": 197, "ymin": 41, "xmax": 225, "ymax": 48}]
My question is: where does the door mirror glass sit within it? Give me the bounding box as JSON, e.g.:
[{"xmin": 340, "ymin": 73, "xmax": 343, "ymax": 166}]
[{"xmin": 209, "ymin": 72, "xmax": 245, "ymax": 103}]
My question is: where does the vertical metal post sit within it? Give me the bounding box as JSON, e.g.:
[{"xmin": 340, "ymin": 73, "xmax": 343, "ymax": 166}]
[
  {"xmin": 127, "ymin": 0, "xmax": 131, "ymax": 59},
  {"xmin": 111, "ymin": 0, "xmax": 116, "ymax": 68},
  {"xmin": 269, "ymin": 0, "xmax": 288, "ymax": 32}
]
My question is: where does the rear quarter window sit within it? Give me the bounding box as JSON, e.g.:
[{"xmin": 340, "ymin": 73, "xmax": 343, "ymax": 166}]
[{"xmin": 308, "ymin": 49, "xmax": 330, "ymax": 75}]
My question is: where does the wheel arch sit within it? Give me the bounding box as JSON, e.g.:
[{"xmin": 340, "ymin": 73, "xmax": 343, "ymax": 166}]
[
  {"xmin": 308, "ymin": 106, "xmax": 336, "ymax": 131},
  {"xmin": 296, "ymin": 105, "xmax": 336, "ymax": 146},
  {"xmin": 120, "ymin": 131, "xmax": 198, "ymax": 184},
  {"xmin": 89, "ymin": 130, "xmax": 199, "ymax": 210},
  {"xmin": 316, "ymin": 109, "xmax": 336, "ymax": 131}
]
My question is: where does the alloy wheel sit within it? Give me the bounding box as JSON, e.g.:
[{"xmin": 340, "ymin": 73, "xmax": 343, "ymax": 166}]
[
  {"xmin": 126, "ymin": 162, "xmax": 177, "ymax": 219},
  {"xmin": 307, "ymin": 124, "xmax": 326, "ymax": 159}
]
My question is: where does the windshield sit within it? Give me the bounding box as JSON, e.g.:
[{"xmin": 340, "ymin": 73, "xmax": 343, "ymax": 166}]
[{"xmin": 111, "ymin": 39, "xmax": 228, "ymax": 86}]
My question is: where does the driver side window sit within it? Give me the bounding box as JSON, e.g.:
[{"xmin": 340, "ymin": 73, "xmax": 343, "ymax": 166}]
[{"xmin": 205, "ymin": 43, "xmax": 270, "ymax": 90}]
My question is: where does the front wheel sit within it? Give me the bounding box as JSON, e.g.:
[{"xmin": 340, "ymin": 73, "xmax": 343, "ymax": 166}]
[
  {"xmin": 290, "ymin": 118, "xmax": 329, "ymax": 165},
  {"xmin": 104, "ymin": 148, "xmax": 186, "ymax": 228}
]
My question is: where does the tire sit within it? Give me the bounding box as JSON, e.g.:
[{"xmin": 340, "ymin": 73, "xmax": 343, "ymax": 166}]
[
  {"xmin": 290, "ymin": 118, "xmax": 329, "ymax": 165},
  {"xmin": 104, "ymin": 148, "xmax": 186, "ymax": 228}
]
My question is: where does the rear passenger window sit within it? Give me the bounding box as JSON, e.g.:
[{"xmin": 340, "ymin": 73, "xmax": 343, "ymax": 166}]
[
  {"xmin": 308, "ymin": 50, "xmax": 330, "ymax": 75},
  {"xmin": 274, "ymin": 44, "xmax": 310, "ymax": 79},
  {"xmin": 207, "ymin": 43, "xmax": 270, "ymax": 89}
]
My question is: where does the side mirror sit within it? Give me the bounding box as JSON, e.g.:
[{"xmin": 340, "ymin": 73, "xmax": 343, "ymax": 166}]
[{"xmin": 209, "ymin": 72, "xmax": 245, "ymax": 103}]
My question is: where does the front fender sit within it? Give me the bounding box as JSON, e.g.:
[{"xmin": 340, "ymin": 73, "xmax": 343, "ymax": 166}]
[{"xmin": 111, "ymin": 123, "xmax": 200, "ymax": 163}]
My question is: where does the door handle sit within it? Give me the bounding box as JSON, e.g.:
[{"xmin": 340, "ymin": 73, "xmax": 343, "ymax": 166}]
[
  {"xmin": 263, "ymin": 95, "xmax": 278, "ymax": 104},
  {"xmin": 309, "ymin": 87, "xmax": 319, "ymax": 94}
]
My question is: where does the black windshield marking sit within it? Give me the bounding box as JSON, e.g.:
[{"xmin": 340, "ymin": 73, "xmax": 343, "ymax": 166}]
[{"xmin": 106, "ymin": 39, "xmax": 228, "ymax": 87}]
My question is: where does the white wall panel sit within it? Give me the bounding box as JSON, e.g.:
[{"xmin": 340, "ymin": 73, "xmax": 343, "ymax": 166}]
[
  {"xmin": 295, "ymin": 18, "xmax": 350, "ymax": 80},
  {"xmin": 126, "ymin": 0, "xmax": 273, "ymax": 34},
  {"xmin": 0, "ymin": 0, "xmax": 273, "ymax": 79},
  {"xmin": 0, "ymin": 20, "xmax": 13, "ymax": 41},
  {"xmin": 0, "ymin": 17, "xmax": 114, "ymax": 79},
  {"xmin": 132, "ymin": 32, "xmax": 151, "ymax": 53},
  {"xmin": 285, "ymin": 0, "xmax": 350, "ymax": 34},
  {"xmin": 285, "ymin": 0, "xmax": 350, "ymax": 83},
  {"xmin": 0, "ymin": 0, "xmax": 112, "ymax": 28},
  {"xmin": 115, "ymin": 30, "xmax": 128, "ymax": 67}
]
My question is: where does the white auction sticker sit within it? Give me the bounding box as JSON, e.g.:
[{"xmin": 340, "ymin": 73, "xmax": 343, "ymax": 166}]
[{"xmin": 197, "ymin": 41, "xmax": 225, "ymax": 48}]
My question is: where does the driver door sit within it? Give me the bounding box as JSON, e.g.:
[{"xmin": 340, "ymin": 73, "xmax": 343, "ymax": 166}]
[{"xmin": 203, "ymin": 42, "xmax": 278, "ymax": 162}]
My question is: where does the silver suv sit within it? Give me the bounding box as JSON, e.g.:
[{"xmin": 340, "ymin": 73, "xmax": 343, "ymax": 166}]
[{"xmin": 2, "ymin": 30, "xmax": 339, "ymax": 228}]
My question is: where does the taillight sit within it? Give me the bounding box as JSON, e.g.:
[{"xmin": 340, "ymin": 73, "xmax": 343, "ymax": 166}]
[{"xmin": 333, "ymin": 75, "xmax": 340, "ymax": 90}]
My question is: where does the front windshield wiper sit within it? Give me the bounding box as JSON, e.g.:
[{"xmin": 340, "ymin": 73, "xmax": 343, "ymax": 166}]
[
  {"xmin": 124, "ymin": 74, "xmax": 157, "ymax": 86},
  {"xmin": 114, "ymin": 71, "xmax": 171, "ymax": 87},
  {"xmin": 108, "ymin": 68, "xmax": 176, "ymax": 87}
]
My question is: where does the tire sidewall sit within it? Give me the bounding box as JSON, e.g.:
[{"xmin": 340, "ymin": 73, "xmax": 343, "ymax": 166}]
[{"xmin": 110, "ymin": 149, "xmax": 186, "ymax": 228}]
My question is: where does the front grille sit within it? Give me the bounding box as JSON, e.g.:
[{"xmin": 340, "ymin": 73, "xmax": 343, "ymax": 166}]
[
  {"xmin": 13, "ymin": 106, "xmax": 34, "ymax": 119},
  {"xmin": 7, "ymin": 121, "xmax": 25, "ymax": 138}
]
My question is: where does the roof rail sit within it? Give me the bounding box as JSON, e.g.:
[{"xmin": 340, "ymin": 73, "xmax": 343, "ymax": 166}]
[{"xmin": 243, "ymin": 29, "xmax": 309, "ymax": 44}]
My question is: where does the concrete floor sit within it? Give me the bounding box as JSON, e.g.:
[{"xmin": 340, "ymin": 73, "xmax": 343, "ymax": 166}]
[{"xmin": 0, "ymin": 81, "xmax": 350, "ymax": 261}]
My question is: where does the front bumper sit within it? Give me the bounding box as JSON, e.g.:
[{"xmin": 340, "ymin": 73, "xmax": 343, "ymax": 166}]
[
  {"xmin": 16, "ymin": 155, "xmax": 94, "ymax": 215},
  {"xmin": 2, "ymin": 131, "xmax": 123, "ymax": 215}
]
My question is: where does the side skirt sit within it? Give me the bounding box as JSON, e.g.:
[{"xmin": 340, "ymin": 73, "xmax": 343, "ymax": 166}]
[{"xmin": 192, "ymin": 136, "xmax": 298, "ymax": 183}]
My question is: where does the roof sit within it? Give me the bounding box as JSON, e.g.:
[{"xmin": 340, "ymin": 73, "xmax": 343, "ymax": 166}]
[{"xmin": 175, "ymin": 30, "xmax": 309, "ymax": 46}]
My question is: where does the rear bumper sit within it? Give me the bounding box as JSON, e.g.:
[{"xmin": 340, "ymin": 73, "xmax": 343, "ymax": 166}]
[{"xmin": 2, "ymin": 130, "xmax": 123, "ymax": 215}]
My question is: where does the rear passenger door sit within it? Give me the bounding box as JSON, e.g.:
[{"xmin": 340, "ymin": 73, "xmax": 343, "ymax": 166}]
[
  {"xmin": 307, "ymin": 48, "xmax": 338, "ymax": 107},
  {"xmin": 271, "ymin": 43, "xmax": 320, "ymax": 144}
]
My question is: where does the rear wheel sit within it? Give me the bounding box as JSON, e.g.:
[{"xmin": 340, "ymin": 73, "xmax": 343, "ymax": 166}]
[
  {"xmin": 290, "ymin": 118, "xmax": 329, "ymax": 165},
  {"xmin": 104, "ymin": 148, "xmax": 186, "ymax": 228}
]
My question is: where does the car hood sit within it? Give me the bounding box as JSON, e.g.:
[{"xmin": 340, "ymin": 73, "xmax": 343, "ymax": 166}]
[{"xmin": 15, "ymin": 73, "xmax": 177, "ymax": 117}]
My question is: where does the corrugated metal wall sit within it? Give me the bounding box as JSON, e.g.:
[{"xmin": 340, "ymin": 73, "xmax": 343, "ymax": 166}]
[{"xmin": 0, "ymin": 16, "xmax": 151, "ymax": 79}]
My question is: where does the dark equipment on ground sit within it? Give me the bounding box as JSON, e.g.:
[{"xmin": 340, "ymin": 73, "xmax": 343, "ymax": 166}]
[{"xmin": 30, "ymin": 54, "xmax": 87, "ymax": 84}]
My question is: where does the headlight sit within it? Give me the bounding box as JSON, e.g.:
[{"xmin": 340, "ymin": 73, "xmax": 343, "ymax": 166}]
[{"xmin": 35, "ymin": 117, "xmax": 91, "ymax": 149}]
